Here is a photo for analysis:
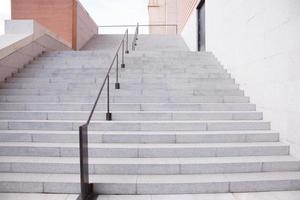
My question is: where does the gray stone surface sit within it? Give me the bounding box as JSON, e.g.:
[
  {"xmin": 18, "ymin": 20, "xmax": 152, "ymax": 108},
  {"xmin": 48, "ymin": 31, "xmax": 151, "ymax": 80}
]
[{"xmin": 0, "ymin": 34, "xmax": 298, "ymax": 196}]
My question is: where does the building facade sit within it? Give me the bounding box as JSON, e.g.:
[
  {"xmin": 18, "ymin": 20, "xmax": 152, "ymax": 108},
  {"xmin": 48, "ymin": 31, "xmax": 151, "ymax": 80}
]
[{"xmin": 149, "ymin": 0, "xmax": 300, "ymax": 157}]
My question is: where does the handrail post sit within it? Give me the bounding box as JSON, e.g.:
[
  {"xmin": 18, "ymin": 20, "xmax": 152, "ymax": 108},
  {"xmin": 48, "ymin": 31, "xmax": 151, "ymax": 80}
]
[
  {"xmin": 125, "ymin": 30, "xmax": 129, "ymax": 54},
  {"xmin": 115, "ymin": 54, "xmax": 120, "ymax": 89},
  {"xmin": 132, "ymin": 24, "xmax": 139, "ymax": 51},
  {"xmin": 77, "ymin": 124, "xmax": 93, "ymax": 200},
  {"xmin": 106, "ymin": 75, "xmax": 112, "ymax": 120},
  {"xmin": 132, "ymin": 37, "xmax": 135, "ymax": 51},
  {"xmin": 136, "ymin": 23, "xmax": 139, "ymax": 40},
  {"xmin": 121, "ymin": 40, "xmax": 125, "ymax": 68}
]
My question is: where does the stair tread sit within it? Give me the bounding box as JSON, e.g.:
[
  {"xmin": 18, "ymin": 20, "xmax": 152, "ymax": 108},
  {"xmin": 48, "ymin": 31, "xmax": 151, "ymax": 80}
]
[
  {"xmin": 0, "ymin": 155, "xmax": 298, "ymax": 164},
  {"xmin": 0, "ymin": 119, "xmax": 269, "ymax": 122},
  {"xmin": 0, "ymin": 142, "xmax": 288, "ymax": 148},
  {"xmin": 0, "ymin": 130, "xmax": 278, "ymax": 135},
  {"xmin": 0, "ymin": 111, "xmax": 260, "ymax": 113},
  {"xmin": 1, "ymin": 171, "xmax": 300, "ymax": 183}
]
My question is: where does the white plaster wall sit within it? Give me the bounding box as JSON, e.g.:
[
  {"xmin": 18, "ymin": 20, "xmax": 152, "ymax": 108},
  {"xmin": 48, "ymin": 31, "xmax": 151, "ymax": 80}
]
[
  {"xmin": 204, "ymin": 0, "xmax": 300, "ymax": 157},
  {"xmin": 181, "ymin": 9, "xmax": 198, "ymax": 51},
  {"xmin": 0, "ymin": 20, "xmax": 70, "ymax": 81}
]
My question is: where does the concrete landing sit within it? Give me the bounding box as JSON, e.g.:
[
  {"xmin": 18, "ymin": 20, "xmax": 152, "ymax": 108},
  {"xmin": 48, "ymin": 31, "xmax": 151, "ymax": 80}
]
[{"xmin": 82, "ymin": 34, "xmax": 189, "ymax": 51}]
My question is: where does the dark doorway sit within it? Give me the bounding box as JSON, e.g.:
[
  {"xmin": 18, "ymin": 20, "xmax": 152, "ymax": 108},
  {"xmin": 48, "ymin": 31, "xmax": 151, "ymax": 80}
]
[{"xmin": 197, "ymin": 0, "xmax": 205, "ymax": 51}]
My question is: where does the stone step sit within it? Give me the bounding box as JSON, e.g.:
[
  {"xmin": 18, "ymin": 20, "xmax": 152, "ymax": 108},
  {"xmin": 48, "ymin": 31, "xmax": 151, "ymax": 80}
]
[
  {"xmin": 0, "ymin": 142, "xmax": 288, "ymax": 157},
  {"xmin": 0, "ymin": 95, "xmax": 250, "ymax": 103},
  {"xmin": 1, "ymin": 171, "xmax": 300, "ymax": 194},
  {"xmin": 0, "ymin": 120, "xmax": 270, "ymax": 131},
  {"xmin": 12, "ymin": 73, "xmax": 231, "ymax": 79},
  {"xmin": 24, "ymin": 63, "xmax": 222, "ymax": 70},
  {"xmin": 5, "ymin": 77, "xmax": 236, "ymax": 85},
  {"xmin": 43, "ymin": 50, "xmax": 211, "ymax": 56},
  {"xmin": 31, "ymin": 58, "xmax": 218, "ymax": 64},
  {"xmin": 20, "ymin": 67, "xmax": 226, "ymax": 74},
  {"xmin": 0, "ymin": 88, "xmax": 244, "ymax": 96},
  {"xmin": 38, "ymin": 55, "xmax": 215, "ymax": 61},
  {"xmin": 0, "ymin": 130, "xmax": 279, "ymax": 143},
  {"xmin": 23, "ymin": 64, "xmax": 224, "ymax": 70},
  {"xmin": 0, "ymin": 103, "xmax": 256, "ymax": 111},
  {"xmin": 0, "ymin": 156, "xmax": 299, "ymax": 175},
  {"xmin": 0, "ymin": 111, "xmax": 263, "ymax": 121},
  {"xmin": 0, "ymin": 82, "xmax": 239, "ymax": 90}
]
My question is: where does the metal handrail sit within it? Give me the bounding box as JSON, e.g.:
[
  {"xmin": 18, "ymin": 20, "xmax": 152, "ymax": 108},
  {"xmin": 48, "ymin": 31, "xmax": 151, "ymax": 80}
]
[
  {"xmin": 77, "ymin": 29, "xmax": 129, "ymax": 200},
  {"xmin": 98, "ymin": 24, "xmax": 178, "ymax": 34},
  {"xmin": 132, "ymin": 23, "xmax": 139, "ymax": 51}
]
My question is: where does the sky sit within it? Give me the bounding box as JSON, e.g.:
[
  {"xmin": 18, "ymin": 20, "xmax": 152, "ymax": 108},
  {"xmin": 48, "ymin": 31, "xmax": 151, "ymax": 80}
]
[
  {"xmin": 0, "ymin": 0, "xmax": 10, "ymax": 34},
  {"xmin": 0, "ymin": 0, "xmax": 149, "ymax": 35}
]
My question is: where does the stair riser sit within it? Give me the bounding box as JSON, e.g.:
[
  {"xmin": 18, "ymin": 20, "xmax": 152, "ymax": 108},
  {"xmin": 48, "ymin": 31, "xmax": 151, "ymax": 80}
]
[
  {"xmin": 0, "ymin": 96, "xmax": 250, "ymax": 103},
  {"xmin": 7, "ymin": 77, "xmax": 234, "ymax": 87},
  {"xmin": 0, "ymin": 83, "xmax": 239, "ymax": 90},
  {"xmin": 19, "ymin": 68, "xmax": 227, "ymax": 75},
  {"xmin": 0, "ymin": 121, "xmax": 270, "ymax": 131},
  {"xmin": 0, "ymin": 146, "xmax": 288, "ymax": 157},
  {"xmin": 0, "ymin": 112, "xmax": 263, "ymax": 121},
  {"xmin": 1, "ymin": 161, "xmax": 299, "ymax": 175},
  {"xmin": 0, "ymin": 89, "xmax": 244, "ymax": 97},
  {"xmin": 1, "ymin": 179, "xmax": 300, "ymax": 194},
  {"xmin": 31, "ymin": 60, "xmax": 219, "ymax": 65},
  {"xmin": 12, "ymin": 73, "xmax": 231, "ymax": 80},
  {"xmin": 0, "ymin": 103, "xmax": 256, "ymax": 111},
  {"xmin": 24, "ymin": 64, "xmax": 223, "ymax": 70},
  {"xmin": 18, "ymin": 67, "xmax": 227, "ymax": 73},
  {"xmin": 0, "ymin": 132, "xmax": 279, "ymax": 143}
]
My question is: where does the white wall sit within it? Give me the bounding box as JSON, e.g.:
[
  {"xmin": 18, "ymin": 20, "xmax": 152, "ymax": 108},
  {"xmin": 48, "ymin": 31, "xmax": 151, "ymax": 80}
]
[
  {"xmin": 0, "ymin": 0, "xmax": 10, "ymax": 35},
  {"xmin": 204, "ymin": 0, "xmax": 300, "ymax": 157},
  {"xmin": 0, "ymin": 20, "xmax": 70, "ymax": 81},
  {"xmin": 181, "ymin": 9, "xmax": 198, "ymax": 51}
]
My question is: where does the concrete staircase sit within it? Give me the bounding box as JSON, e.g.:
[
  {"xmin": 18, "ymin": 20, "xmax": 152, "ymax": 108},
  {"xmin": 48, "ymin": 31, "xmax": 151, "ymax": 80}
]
[{"xmin": 0, "ymin": 35, "xmax": 300, "ymax": 195}]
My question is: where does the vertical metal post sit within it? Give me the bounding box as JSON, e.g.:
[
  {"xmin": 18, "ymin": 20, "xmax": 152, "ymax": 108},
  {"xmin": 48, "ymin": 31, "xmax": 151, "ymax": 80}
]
[
  {"xmin": 106, "ymin": 75, "xmax": 112, "ymax": 120},
  {"xmin": 176, "ymin": 25, "xmax": 178, "ymax": 34},
  {"xmin": 121, "ymin": 40, "xmax": 125, "ymax": 68},
  {"xmin": 115, "ymin": 54, "xmax": 120, "ymax": 89},
  {"xmin": 77, "ymin": 124, "xmax": 93, "ymax": 200},
  {"xmin": 132, "ymin": 36, "xmax": 135, "ymax": 51},
  {"xmin": 125, "ymin": 30, "xmax": 129, "ymax": 54},
  {"xmin": 136, "ymin": 23, "xmax": 139, "ymax": 40}
]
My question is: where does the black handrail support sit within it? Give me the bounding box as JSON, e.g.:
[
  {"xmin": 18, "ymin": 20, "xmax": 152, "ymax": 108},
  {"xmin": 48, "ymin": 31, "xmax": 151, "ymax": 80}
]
[{"xmin": 132, "ymin": 23, "xmax": 139, "ymax": 51}]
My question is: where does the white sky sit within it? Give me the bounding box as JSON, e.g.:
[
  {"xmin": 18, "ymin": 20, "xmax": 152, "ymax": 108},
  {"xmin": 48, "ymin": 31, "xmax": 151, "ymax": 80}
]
[
  {"xmin": 0, "ymin": 0, "xmax": 149, "ymax": 35},
  {"xmin": 0, "ymin": 0, "xmax": 10, "ymax": 35}
]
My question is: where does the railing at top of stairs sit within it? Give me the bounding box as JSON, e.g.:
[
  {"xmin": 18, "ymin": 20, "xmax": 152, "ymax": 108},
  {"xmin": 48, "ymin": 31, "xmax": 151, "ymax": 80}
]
[{"xmin": 98, "ymin": 23, "xmax": 178, "ymax": 35}]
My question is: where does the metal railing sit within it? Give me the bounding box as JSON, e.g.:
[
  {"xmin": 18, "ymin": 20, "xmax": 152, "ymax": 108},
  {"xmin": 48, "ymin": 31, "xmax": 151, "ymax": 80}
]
[
  {"xmin": 77, "ymin": 28, "xmax": 129, "ymax": 200},
  {"xmin": 98, "ymin": 24, "xmax": 178, "ymax": 34},
  {"xmin": 132, "ymin": 23, "xmax": 139, "ymax": 51},
  {"xmin": 77, "ymin": 23, "xmax": 176, "ymax": 199}
]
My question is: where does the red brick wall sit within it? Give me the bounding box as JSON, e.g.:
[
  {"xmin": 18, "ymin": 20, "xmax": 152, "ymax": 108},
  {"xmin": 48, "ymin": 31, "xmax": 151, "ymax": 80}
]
[{"xmin": 11, "ymin": 0, "xmax": 74, "ymax": 48}]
